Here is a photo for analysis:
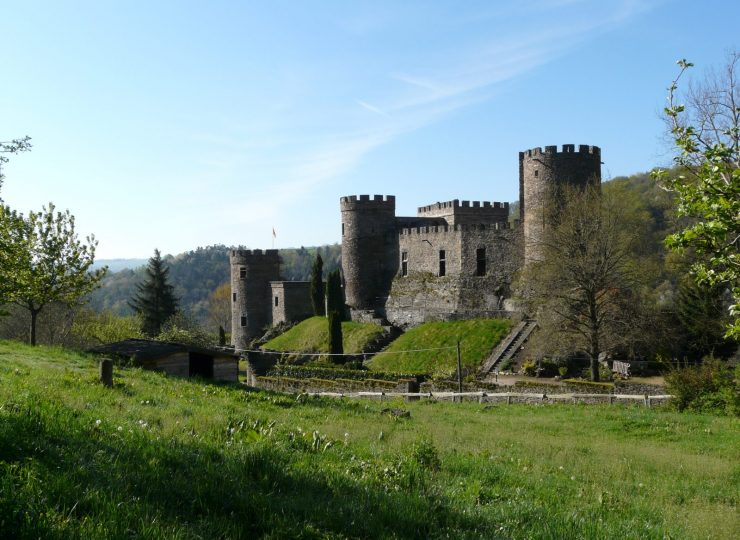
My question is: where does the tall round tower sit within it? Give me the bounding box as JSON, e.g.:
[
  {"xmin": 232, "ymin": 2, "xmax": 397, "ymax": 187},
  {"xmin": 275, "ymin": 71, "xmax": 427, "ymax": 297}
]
[
  {"xmin": 519, "ymin": 144, "xmax": 601, "ymax": 265},
  {"xmin": 340, "ymin": 194, "xmax": 397, "ymax": 312},
  {"xmin": 230, "ymin": 249, "xmax": 281, "ymax": 349}
]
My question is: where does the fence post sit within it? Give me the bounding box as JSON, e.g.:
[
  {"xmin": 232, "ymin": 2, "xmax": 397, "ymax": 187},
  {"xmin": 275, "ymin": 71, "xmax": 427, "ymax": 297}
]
[
  {"xmin": 99, "ymin": 358, "xmax": 113, "ymax": 387},
  {"xmin": 644, "ymin": 394, "xmax": 649, "ymax": 407},
  {"xmin": 609, "ymin": 394, "xmax": 614, "ymax": 405},
  {"xmin": 456, "ymin": 340, "xmax": 463, "ymax": 394},
  {"xmin": 506, "ymin": 393, "xmax": 511, "ymax": 405}
]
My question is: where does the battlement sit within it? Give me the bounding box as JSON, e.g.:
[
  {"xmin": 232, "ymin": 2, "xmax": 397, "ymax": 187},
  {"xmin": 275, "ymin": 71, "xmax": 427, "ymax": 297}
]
[
  {"xmin": 417, "ymin": 200, "xmax": 509, "ymax": 214},
  {"xmin": 340, "ymin": 194, "xmax": 396, "ymax": 210},
  {"xmin": 519, "ymin": 144, "xmax": 600, "ymax": 158},
  {"xmin": 230, "ymin": 249, "xmax": 280, "ymax": 262},
  {"xmin": 400, "ymin": 221, "xmax": 511, "ymax": 235}
]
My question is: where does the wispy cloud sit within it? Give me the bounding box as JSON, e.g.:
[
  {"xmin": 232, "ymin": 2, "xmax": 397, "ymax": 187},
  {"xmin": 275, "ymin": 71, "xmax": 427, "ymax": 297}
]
[{"xmin": 356, "ymin": 100, "xmax": 390, "ymax": 117}]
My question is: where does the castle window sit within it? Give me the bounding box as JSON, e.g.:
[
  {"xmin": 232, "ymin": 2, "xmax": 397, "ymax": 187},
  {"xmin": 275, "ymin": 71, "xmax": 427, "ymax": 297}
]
[
  {"xmin": 274, "ymin": 296, "xmax": 279, "ymax": 307},
  {"xmin": 239, "ymin": 267, "xmax": 246, "ymax": 279},
  {"xmin": 534, "ymin": 170, "xmax": 539, "ymax": 177},
  {"xmin": 476, "ymin": 248, "xmax": 486, "ymax": 276},
  {"xmin": 240, "ymin": 315, "xmax": 247, "ymax": 327},
  {"xmin": 401, "ymin": 251, "xmax": 408, "ymax": 277},
  {"xmin": 439, "ymin": 250, "xmax": 446, "ymax": 277},
  {"xmin": 341, "ymin": 223, "xmax": 344, "ymax": 236},
  {"xmin": 232, "ymin": 292, "xmax": 236, "ymax": 303}
]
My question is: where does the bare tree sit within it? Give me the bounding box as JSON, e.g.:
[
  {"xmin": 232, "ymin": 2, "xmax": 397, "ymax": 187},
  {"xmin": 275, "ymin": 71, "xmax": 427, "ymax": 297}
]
[{"xmin": 520, "ymin": 184, "xmax": 646, "ymax": 381}]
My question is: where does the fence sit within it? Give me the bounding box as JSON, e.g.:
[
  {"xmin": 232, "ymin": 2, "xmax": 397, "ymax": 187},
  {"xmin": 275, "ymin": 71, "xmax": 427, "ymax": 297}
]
[{"xmin": 300, "ymin": 391, "xmax": 673, "ymax": 407}]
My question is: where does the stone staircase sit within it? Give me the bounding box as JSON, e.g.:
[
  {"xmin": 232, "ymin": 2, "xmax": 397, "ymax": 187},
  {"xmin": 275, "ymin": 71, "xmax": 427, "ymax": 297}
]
[{"xmin": 478, "ymin": 320, "xmax": 537, "ymax": 376}]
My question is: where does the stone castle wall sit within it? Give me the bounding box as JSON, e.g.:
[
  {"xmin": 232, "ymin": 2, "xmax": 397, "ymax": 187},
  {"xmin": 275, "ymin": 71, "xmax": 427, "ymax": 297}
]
[
  {"xmin": 270, "ymin": 281, "xmax": 314, "ymax": 325},
  {"xmin": 230, "ymin": 249, "xmax": 280, "ymax": 349},
  {"xmin": 520, "ymin": 144, "xmax": 601, "ymax": 265}
]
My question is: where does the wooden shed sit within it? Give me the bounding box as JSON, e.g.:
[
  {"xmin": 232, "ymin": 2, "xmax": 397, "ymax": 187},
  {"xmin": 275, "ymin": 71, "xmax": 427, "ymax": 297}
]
[{"xmin": 90, "ymin": 339, "xmax": 240, "ymax": 382}]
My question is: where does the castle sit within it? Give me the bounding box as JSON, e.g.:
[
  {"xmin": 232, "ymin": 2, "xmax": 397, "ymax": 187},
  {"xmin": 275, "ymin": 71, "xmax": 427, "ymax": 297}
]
[{"xmin": 230, "ymin": 144, "xmax": 601, "ymax": 349}]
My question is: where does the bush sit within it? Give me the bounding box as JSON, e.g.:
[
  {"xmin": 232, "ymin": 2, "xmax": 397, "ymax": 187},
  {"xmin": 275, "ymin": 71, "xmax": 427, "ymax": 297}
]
[{"xmin": 664, "ymin": 360, "xmax": 739, "ymax": 416}]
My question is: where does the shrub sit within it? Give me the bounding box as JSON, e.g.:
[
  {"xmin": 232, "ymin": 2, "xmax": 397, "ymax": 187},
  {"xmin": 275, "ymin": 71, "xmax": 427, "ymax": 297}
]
[
  {"xmin": 521, "ymin": 360, "xmax": 537, "ymax": 376},
  {"xmin": 664, "ymin": 360, "xmax": 739, "ymax": 416}
]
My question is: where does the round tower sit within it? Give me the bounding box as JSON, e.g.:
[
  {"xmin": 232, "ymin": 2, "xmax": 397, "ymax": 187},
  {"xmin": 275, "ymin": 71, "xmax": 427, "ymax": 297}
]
[
  {"xmin": 519, "ymin": 144, "xmax": 601, "ymax": 265},
  {"xmin": 340, "ymin": 194, "xmax": 397, "ymax": 312},
  {"xmin": 230, "ymin": 249, "xmax": 281, "ymax": 349}
]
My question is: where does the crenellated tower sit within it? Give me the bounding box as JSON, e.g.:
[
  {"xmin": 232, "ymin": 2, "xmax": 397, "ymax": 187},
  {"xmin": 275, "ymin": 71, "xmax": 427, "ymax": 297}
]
[
  {"xmin": 519, "ymin": 144, "xmax": 601, "ymax": 265},
  {"xmin": 230, "ymin": 249, "xmax": 281, "ymax": 349},
  {"xmin": 340, "ymin": 195, "xmax": 398, "ymax": 312}
]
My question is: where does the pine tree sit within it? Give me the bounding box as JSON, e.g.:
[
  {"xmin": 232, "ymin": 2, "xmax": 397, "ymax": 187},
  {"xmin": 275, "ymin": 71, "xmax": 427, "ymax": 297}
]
[
  {"xmin": 310, "ymin": 254, "xmax": 325, "ymax": 316},
  {"xmin": 129, "ymin": 249, "xmax": 178, "ymax": 336}
]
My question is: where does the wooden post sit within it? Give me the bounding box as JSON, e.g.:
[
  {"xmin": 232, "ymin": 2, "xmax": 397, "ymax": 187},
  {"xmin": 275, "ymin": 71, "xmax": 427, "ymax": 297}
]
[
  {"xmin": 456, "ymin": 340, "xmax": 463, "ymax": 394},
  {"xmin": 609, "ymin": 394, "xmax": 614, "ymax": 405},
  {"xmin": 506, "ymin": 394, "xmax": 511, "ymax": 405},
  {"xmin": 99, "ymin": 358, "xmax": 113, "ymax": 387},
  {"xmin": 646, "ymin": 395, "xmax": 651, "ymax": 408}
]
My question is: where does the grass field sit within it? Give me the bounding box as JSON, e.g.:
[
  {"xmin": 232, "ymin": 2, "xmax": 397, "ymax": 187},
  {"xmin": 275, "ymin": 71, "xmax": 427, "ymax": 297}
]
[
  {"xmin": 368, "ymin": 318, "xmax": 511, "ymax": 375},
  {"xmin": 1, "ymin": 340, "xmax": 738, "ymax": 539},
  {"xmin": 263, "ymin": 316, "xmax": 384, "ymax": 354}
]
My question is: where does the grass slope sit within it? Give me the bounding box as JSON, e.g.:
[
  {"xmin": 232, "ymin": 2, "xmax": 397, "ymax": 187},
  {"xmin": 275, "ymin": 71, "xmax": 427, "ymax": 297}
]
[
  {"xmin": 264, "ymin": 316, "xmax": 384, "ymax": 354},
  {"xmin": 1, "ymin": 341, "xmax": 738, "ymax": 539},
  {"xmin": 369, "ymin": 318, "xmax": 511, "ymax": 375}
]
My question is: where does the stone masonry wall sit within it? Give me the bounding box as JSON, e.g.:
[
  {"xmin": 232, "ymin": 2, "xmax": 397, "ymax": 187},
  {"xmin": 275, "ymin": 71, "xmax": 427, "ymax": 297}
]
[{"xmin": 270, "ymin": 281, "xmax": 314, "ymax": 325}]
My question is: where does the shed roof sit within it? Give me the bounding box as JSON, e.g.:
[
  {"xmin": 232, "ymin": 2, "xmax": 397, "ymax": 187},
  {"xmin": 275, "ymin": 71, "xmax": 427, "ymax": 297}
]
[{"xmin": 89, "ymin": 339, "xmax": 240, "ymax": 361}]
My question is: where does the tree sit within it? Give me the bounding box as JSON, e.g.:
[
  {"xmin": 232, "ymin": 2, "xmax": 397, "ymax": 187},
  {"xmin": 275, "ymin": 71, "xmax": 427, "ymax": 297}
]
[
  {"xmin": 653, "ymin": 53, "xmax": 740, "ymax": 339},
  {"xmin": 205, "ymin": 282, "xmax": 231, "ymax": 332},
  {"xmin": 521, "ymin": 185, "xmax": 644, "ymax": 381},
  {"xmin": 310, "ymin": 254, "xmax": 325, "ymax": 316},
  {"xmin": 129, "ymin": 249, "xmax": 179, "ymax": 336},
  {"xmin": 0, "ymin": 136, "xmax": 32, "ymax": 191},
  {"xmin": 327, "ymin": 309, "xmax": 344, "ymax": 360},
  {"xmin": 325, "ymin": 269, "xmax": 344, "ymax": 318},
  {"xmin": 0, "ymin": 202, "xmax": 106, "ymax": 345}
]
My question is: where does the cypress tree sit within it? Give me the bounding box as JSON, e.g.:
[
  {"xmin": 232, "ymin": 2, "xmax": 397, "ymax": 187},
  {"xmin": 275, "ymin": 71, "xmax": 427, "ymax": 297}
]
[
  {"xmin": 328, "ymin": 309, "xmax": 344, "ymax": 361},
  {"xmin": 129, "ymin": 249, "xmax": 179, "ymax": 336},
  {"xmin": 325, "ymin": 269, "xmax": 344, "ymax": 319},
  {"xmin": 310, "ymin": 254, "xmax": 325, "ymax": 316}
]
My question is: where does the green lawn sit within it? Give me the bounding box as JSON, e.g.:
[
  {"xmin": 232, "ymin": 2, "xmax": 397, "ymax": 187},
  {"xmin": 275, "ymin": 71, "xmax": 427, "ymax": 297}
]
[
  {"xmin": 368, "ymin": 318, "xmax": 511, "ymax": 375},
  {"xmin": 1, "ymin": 340, "xmax": 738, "ymax": 539},
  {"xmin": 263, "ymin": 316, "xmax": 384, "ymax": 354}
]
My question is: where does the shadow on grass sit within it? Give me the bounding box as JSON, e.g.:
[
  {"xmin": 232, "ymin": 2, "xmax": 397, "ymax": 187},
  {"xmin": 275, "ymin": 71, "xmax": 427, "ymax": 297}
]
[{"xmin": 0, "ymin": 401, "xmax": 492, "ymax": 539}]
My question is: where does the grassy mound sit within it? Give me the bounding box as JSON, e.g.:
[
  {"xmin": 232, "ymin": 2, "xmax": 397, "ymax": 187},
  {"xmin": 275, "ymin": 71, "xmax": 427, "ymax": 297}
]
[
  {"xmin": 263, "ymin": 316, "xmax": 384, "ymax": 354},
  {"xmin": 1, "ymin": 340, "xmax": 738, "ymax": 539},
  {"xmin": 368, "ymin": 318, "xmax": 511, "ymax": 375}
]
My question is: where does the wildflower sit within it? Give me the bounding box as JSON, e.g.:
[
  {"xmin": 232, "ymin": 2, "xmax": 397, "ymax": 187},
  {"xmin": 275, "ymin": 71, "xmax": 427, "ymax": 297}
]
[
  {"xmin": 95, "ymin": 419, "xmax": 102, "ymax": 426},
  {"xmin": 117, "ymin": 426, "xmax": 123, "ymax": 431}
]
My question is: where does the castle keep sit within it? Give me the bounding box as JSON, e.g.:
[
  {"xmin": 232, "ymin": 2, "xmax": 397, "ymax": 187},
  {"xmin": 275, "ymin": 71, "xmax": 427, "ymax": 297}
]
[{"xmin": 231, "ymin": 144, "xmax": 601, "ymax": 345}]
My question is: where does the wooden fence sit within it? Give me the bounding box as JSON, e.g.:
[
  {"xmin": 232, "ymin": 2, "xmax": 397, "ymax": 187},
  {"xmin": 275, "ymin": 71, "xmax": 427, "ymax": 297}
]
[{"xmin": 301, "ymin": 391, "xmax": 673, "ymax": 407}]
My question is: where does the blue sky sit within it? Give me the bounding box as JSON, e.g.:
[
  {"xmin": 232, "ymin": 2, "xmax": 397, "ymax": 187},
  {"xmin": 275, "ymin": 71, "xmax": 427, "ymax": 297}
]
[{"xmin": 1, "ymin": 0, "xmax": 738, "ymax": 258}]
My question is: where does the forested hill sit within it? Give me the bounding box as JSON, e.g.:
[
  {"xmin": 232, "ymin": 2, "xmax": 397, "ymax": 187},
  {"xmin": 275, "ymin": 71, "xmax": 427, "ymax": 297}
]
[{"xmin": 87, "ymin": 244, "xmax": 341, "ymax": 321}]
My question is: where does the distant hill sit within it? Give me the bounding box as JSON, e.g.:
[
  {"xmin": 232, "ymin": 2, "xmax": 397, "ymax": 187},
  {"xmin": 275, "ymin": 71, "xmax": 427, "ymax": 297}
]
[
  {"xmin": 87, "ymin": 244, "xmax": 341, "ymax": 322},
  {"xmin": 92, "ymin": 259, "xmax": 147, "ymax": 272}
]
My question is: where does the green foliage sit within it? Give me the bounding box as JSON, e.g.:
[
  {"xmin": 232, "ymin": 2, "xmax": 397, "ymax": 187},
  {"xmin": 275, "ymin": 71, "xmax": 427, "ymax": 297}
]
[
  {"xmin": 369, "ymin": 319, "xmax": 511, "ymax": 375},
  {"xmin": 129, "ymin": 249, "xmax": 179, "ymax": 336},
  {"xmin": 664, "ymin": 360, "xmax": 739, "ymax": 416},
  {"xmin": 0, "ymin": 340, "xmax": 738, "ymax": 539},
  {"xmin": 71, "ymin": 309, "xmax": 143, "ymax": 346},
  {"xmin": 268, "ymin": 364, "xmax": 415, "ymax": 382},
  {"xmin": 264, "ymin": 316, "xmax": 384, "ymax": 355},
  {"xmin": 0, "ymin": 135, "xmax": 32, "ymax": 188},
  {"xmin": 327, "ymin": 309, "xmax": 343, "ymax": 359},
  {"xmin": 0, "ymin": 202, "xmax": 106, "ymax": 345},
  {"xmin": 675, "ymin": 278, "xmax": 736, "ymax": 358},
  {"xmin": 156, "ymin": 313, "xmax": 213, "ymax": 347},
  {"xmin": 325, "ymin": 269, "xmax": 343, "ymax": 318},
  {"xmin": 310, "ymin": 254, "xmax": 325, "ymax": 316},
  {"xmin": 654, "ymin": 54, "xmax": 740, "ymax": 339}
]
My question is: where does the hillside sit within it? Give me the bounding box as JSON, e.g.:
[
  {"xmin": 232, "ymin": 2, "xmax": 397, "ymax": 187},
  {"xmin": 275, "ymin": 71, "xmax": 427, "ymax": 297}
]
[
  {"xmin": 0, "ymin": 340, "xmax": 737, "ymax": 538},
  {"xmin": 263, "ymin": 316, "xmax": 385, "ymax": 355},
  {"xmin": 368, "ymin": 319, "xmax": 511, "ymax": 375}
]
